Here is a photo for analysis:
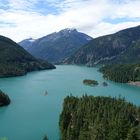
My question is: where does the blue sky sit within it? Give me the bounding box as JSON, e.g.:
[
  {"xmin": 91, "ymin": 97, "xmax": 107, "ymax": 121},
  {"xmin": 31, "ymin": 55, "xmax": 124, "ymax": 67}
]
[{"xmin": 0, "ymin": 0, "xmax": 140, "ymax": 42}]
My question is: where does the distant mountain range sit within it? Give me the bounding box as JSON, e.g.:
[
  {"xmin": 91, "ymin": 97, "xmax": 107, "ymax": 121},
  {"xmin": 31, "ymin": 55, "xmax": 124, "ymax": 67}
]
[
  {"xmin": 65, "ymin": 25, "xmax": 140, "ymax": 66},
  {"xmin": 0, "ymin": 35, "xmax": 55, "ymax": 77},
  {"xmin": 19, "ymin": 28, "xmax": 93, "ymax": 63}
]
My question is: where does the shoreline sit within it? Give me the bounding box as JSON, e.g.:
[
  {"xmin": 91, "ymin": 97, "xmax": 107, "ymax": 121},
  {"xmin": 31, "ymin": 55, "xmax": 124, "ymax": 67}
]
[{"xmin": 128, "ymin": 81, "xmax": 140, "ymax": 87}]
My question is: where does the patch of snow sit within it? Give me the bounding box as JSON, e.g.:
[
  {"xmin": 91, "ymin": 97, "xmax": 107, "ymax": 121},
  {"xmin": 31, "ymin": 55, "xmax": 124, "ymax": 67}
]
[
  {"xmin": 28, "ymin": 38, "xmax": 35, "ymax": 42},
  {"xmin": 86, "ymin": 37, "xmax": 92, "ymax": 41}
]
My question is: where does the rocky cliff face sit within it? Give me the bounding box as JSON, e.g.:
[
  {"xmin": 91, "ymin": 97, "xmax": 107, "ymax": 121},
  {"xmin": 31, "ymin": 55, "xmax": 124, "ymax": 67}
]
[{"xmin": 65, "ymin": 25, "xmax": 140, "ymax": 66}]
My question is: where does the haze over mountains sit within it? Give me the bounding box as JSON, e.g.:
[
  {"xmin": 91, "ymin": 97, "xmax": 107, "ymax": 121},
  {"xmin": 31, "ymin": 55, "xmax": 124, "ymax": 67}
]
[
  {"xmin": 0, "ymin": 35, "xmax": 55, "ymax": 77},
  {"xmin": 65, "ymin": 25, "xmax": 140, "ymax": 66},
  {"xmin": 19, "ymin": 28, "xmax": 93, "ymax": 63},
  {"xmin": 19, "ymin": 25, "xmax": 140, "ymax": 66},
  {"xmin": 0, "ymin": 25, "xmax": 139, "ymax": 78}
]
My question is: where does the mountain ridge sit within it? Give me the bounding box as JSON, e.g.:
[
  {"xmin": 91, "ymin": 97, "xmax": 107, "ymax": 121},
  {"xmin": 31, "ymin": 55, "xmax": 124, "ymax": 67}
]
[
  {"xmin": 0, "ymin": 35, "xmax": 55, "ymax": 77},
  {"xmin": 19, "ymin": 28, "xmax": 93, "ymax": 63},
  {"xmin": 65, "ymin": 25, "xmax": 140, "ymax": 66}
]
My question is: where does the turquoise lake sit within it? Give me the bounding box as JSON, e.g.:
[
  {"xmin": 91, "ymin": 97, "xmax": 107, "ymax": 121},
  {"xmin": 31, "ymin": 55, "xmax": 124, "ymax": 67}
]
[{"xmin": 0, "ymin": 65, "xmax": 140, "ymax": 140}]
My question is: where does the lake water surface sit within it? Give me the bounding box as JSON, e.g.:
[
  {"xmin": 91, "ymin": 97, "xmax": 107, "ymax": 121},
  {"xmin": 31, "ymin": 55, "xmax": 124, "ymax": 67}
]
[{"xmin": 0, "ymin": 65, "xmax": 140, "ymax": 140}]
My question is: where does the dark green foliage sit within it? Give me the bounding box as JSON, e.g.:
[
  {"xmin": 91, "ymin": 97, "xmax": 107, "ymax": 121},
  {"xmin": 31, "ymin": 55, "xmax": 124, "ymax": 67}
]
[
  {"xmin": 59, "ymin": 95, "xmax": 140, "ymax": 140},
  {"xmin": 19, "ymin": 29, "xmax": 92, "ymax": 63},
  {"xmin": 0, "ymin": 35, "xmax": 55, "ymax": 77},
  {"xmin": 0, "ymin": 90, "xmax": 10, "ymax": 106},
  {"xmin": 100, "ymin": 64, "xmax": 140, "ymax": 83},
  {"xmin": 83, "ymin": 79, "xmax": 98, "ymax": 86},
  {"xmin": 66, "ymin": 25, "xmax": 140, "ymax": 66},
  {"xmin": 125, "ymin": 128, "xmax": 139, "ymax": 140}
]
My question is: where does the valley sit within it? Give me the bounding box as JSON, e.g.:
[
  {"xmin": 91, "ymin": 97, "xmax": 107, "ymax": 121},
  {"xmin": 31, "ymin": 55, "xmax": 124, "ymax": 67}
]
[
  {"xmin": 0, "ymin": 0, "xmax": 140, "ymax": 139},
  {"xmin": 0, "ymin": 25, "xmax": 140, "ymax": 140},
  {"xmin": 0, "ymin": 65, "xmax": 140, "ymax": 140}
]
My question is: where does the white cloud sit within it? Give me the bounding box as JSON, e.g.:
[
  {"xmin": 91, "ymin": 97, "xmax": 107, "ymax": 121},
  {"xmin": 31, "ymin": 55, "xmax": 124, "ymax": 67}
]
[
  {"xmin": 0, "ymin": 0, "xmax": 140, "ymax": 42},
  {"xmin": 7, "ymin": 0, "xmax": 38, "ymax": 10},
  {"xmin": 87, "ymin": 21, "xmax": 140, "ymax": 38}
]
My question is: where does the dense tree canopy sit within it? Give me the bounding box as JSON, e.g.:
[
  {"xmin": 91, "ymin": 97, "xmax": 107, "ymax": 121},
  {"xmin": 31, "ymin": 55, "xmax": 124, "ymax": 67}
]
[
  {"xmin": 0, "ymin": 35, "xmax": 55, "ymax": 77},
  {"xmin": 100, "ymin": 64, "xmax": 140, "ymax": 83},
  {"xmin": 59, "ymin": 95, "xmax": 140, "ymax": 140}
]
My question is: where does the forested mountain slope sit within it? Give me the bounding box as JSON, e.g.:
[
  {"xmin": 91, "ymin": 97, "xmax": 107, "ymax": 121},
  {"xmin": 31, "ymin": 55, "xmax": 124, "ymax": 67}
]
[
  {"xmin": 100, "ymin": 63, "xmax": 140, "ymax": 83},
  {"xmin": 65, "ymin": 25, "xmax": 140, "ymax": 66},
  {"xmin": 0, "ymin": 35, "xmax": 55, "ymax": 77}
]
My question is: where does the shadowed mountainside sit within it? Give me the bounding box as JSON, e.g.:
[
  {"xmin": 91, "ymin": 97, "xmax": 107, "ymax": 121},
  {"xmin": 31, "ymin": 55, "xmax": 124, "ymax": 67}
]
[{"xmin": 0, "ymin": 35, "xmax": 55, "ymax": 77}]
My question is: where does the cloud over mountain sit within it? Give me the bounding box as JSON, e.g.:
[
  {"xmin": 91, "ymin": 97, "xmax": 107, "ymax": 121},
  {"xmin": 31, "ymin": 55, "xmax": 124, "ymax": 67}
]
[{"xmin": 0, "ymin": 0, "xmax": 140, "ymax": 41}]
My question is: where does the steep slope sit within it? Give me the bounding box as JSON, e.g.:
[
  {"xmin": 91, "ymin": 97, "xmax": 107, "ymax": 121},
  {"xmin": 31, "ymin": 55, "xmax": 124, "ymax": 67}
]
[
  {"xmin": 19, "ymin": 38, "xmax": 35, "ymax": 50},
  {"xmin": 66, "ymin": 25, "xmax": 140, "ymax": 66},
  {"xmin": 114, "ymin": 38, "xmax": 140, "ymax": 63},
  {"xmin": 19, "ymin": 28, "xmax": 92, "ymax": 63},
  {"xmin": 0, "ymin": 35, "xmax": 55, "ymax": 77}
]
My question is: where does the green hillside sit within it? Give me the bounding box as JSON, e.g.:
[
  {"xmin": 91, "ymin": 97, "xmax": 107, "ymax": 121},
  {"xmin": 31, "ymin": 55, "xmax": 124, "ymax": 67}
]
[
  {"xmin": 100, "ymin": 63, "xmax": 140, "ymax": 83},
  {"xmin": 0, "ymin": 35, "xmax": 55, "ymax": 77}
]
